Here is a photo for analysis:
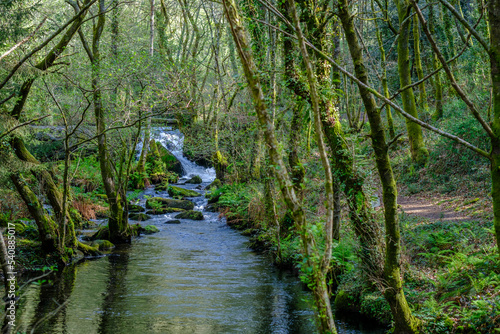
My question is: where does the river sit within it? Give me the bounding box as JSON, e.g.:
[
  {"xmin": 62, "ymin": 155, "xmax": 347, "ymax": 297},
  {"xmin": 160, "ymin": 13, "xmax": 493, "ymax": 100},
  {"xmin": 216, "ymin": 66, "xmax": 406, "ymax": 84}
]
[{"xmin": 14, "ymin": 129, "xmax": 386, "ymax": 334}]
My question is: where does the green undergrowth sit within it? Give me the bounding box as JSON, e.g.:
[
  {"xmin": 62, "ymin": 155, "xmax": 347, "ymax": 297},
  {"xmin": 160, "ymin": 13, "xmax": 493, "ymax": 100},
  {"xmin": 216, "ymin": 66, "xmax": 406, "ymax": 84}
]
[
  {"xmin": 401, "ymin": 213, "xmax": 500, "ymax": 333},
  {"xmin": 208, "ymin": 180, "xmax": 500, "ymax": 332}
]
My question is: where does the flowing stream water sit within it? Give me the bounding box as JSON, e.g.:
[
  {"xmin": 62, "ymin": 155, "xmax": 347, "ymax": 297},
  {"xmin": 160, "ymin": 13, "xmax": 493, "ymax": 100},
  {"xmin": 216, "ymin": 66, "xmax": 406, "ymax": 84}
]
[{"xmin": 14, "ymin": 129, "xmax": 386, "ymax": 334}]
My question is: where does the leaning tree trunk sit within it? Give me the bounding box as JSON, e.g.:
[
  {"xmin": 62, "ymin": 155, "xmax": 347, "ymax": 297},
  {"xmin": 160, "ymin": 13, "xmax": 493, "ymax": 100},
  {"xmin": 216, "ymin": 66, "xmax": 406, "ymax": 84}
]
[{"xmin": 10, "ymin": 175, "xmax": 58, "ymax": 252}]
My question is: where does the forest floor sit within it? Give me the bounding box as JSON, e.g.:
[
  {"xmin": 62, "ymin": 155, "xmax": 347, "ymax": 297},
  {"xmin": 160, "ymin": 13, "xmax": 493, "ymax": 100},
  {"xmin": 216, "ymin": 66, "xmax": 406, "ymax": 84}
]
[{"xmin": 397, "ymin": 195, "xmax": 471, "ymax": 222}]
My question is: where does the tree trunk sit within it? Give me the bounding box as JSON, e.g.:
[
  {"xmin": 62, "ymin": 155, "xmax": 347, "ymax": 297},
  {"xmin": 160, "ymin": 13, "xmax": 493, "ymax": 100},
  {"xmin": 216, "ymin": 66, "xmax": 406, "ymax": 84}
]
[
  {"xmin": 10, "ymin": 175, "xmax": 58, "ymax": 252},
  {"xmin": 413, "ymin": 15, "xmax": 430, "ymax": 114},
  {"xmin": 429, "ymin": 4, "xmax": 444, "ymax": 120},
  {"xmin": 488, "ymin": 0, "xmax": 500, "ymax": 255},
  {"xmin": 338, "ymin": 0, "xmax": 421, "ymax": 331},
  {"xmin": 394, "ymin": 0, "xmax": 429, "ymax": 165},
  {"xmin": 223, "ymin": 0, "xmax": 337, "ymax": 331},
  {"xmin": 92, "ymin": 0, "xmax": 130, "ymax": 243}
]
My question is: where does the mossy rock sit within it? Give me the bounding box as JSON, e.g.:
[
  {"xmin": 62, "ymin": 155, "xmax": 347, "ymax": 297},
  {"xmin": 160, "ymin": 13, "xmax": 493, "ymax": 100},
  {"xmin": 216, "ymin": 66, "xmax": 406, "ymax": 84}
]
[
  {"xmin": 151, "ymin": 171, "xmax": 179, "ymax": 184},
  {"xmin": 145, "ymin": 197, "xmax": 194, "ymax": 210},
  {"xmin": 90, "ymin": 239, "xmax": 115, "ymax": 251},
  {"xmin": 142, "ymin": 225, "xmax": 160, "ymax": 234},
  {"xmin": 129, "ymin": 213, "xmax": 151, "ymax": 221},
  {"xmin": 130, "ymin": 223, "xmax": 143, "ymax": 236},
  {"xmin": 165, "ymin": 219, "xmax": 181, "ymax": 224},
  {"xmin": 175, "ymin": 210, "xmax": 204, "ymax": 220},
  {"xmin": 207, "ymin": 193, "xmax": 222, "ymax": 204},
  {"xmin": 206, "ymin": 178, "xmax": 222, "ymax": 190},
  {"xmin": 129, "ymin": 204, "xmax": 145, "ymax": 213},
  {"xmin": 167, "ymin": 186, "xmax": 200, "ymax": 199},
  {"xmin": 155, "ymin": 182, "xmax": 169, "ymax": 191},
  {"xmin": 91, "ymin": 226, "xmax": 109, "ymax": 240},
  {"xmin": 157, "ymin": 143, "xmax": 183, "ymax": 175},
  {"xmin": 95, "ymin": 194, "xmax": 107, "ymax": 200},
  {"xmin": 185, "ymin": 175, "xmax": 202, "ymax": 184},
  {"xmin": 205, "ymin": 203, "xmax": 218, "ymax": 212},
  {"xmin": 146, "ymin": 208, "xmax": 185, "ymax": 215}
]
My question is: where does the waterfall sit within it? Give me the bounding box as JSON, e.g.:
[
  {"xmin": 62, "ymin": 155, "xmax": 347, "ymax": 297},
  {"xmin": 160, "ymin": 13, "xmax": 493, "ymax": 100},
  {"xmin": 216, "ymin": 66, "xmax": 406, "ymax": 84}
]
[{"xmin": 139, "ymin": 127, "xmax": 216, "ymax": 183}]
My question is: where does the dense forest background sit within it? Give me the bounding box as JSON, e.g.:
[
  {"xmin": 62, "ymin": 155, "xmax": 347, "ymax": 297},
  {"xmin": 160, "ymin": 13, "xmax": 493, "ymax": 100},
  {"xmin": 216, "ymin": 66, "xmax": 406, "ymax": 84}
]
[{"xmin": 0, "ymin": 0, "xmax": 499, "ymax": 332}]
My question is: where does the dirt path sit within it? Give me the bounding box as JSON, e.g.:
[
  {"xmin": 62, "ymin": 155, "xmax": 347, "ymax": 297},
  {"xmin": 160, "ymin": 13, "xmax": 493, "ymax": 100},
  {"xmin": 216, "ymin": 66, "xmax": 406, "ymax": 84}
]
[{"xmin": 397, "ymin": 195, "xmax": 471, "ymax": 222}]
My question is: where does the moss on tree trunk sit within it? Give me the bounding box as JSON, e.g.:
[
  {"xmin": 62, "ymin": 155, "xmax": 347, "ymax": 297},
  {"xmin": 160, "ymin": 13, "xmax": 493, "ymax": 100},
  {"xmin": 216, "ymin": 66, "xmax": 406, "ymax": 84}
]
[
  {"xmin": 395, "ymin": 0, "xmax": 429, "ymax": 165},
  {"xmin": 338, "ymin": 0, "xmax": 421, "ymax": 331}
]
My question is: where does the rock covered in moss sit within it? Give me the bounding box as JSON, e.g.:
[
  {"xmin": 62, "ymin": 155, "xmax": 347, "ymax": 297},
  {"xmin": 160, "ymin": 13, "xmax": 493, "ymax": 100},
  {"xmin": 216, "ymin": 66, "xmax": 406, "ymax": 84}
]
[
  {"xmin": 145, "ymin": 197, "xmax": 194, "ymax": 210},
  {"xmin": 146, "ymin": 207, "xmax": 185, "ymax": 215},
  {"xmin": 128, "ymin": 213, "xmax": 151, "ymax": 221},
  {"xmin": 206, "ymin": 178, "xmax": 222, "ymax": 191},
  {"xmin": 167, "ymin": 186, "xmax": 200, "ymax": 199},
  {"xmin": 142, "ymin": 225, "xmax": 160, "ymax": 234},
  {"xmin": 175, "ymin": 210, "xmax": 204, "ymax": 220},
  {"xmin": 185, "ymin": 175, "xmax": 202, "ymax": 184},
  {"xmin": 205, "ymin": 203, "xmax": 218, "ymax": 212},
  {"xmin": 155, "ymin": 182, "xmax": 169, "ymax": 191},
  {"xmin": 207, "ymin": 193, "xmax": 222, "ymax": 204},
  {"xmin": 150, "ymin": 171, "xmax": 179, "ymax": 185},
  {"xmin": 91, "ymin": 239, "xmax": 115, "ymax": 250},
  {"xmin": 128, "ymin": 204, "xmax": 145, "ymax": 213},
  {"xmin": 156, "ymin": 143, "xmax": 183, "ymax": 175},
  {"xmin": 164, "ymin": 219, "xmax": 181, "ymax": 224}
]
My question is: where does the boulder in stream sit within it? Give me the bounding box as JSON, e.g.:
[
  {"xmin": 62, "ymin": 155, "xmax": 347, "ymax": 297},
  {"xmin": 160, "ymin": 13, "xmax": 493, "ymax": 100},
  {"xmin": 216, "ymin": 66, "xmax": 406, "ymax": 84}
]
[
  {"xmin": 164, "ymin": 219, "xmax": 181, "ymax": 224},
  {"xmin": 206, "ymin": 178, "xmax": 222, "ymax": 191},
  {"xmin": 129, "ymin": 213, "xmax": 151, "ymax": 221},
  {"xmin": 185, "ymin": 175, "xmax": 202, "ymax": 184},
  {"xmin": 156, "ymin": 142, "xmax": 183, "ymax": 175},
  {"xmin": 90, "ymin": 239, "xmax": 115, "ymax": 250},
  {"xmin": 205, "ymin": 203, "xmax": 218, "ymax": 212},
  {"xmin": 142, "ymin": 225, "xmax": 160, "ymax": 234},
  {"xmin": 146, "ymin": 208, "xmax": 185, "ymax": 215},
  {"xmin": 175, "ymin": 210, "xmax": 204, "ymax": 220},
  {"xmin": 167, "ymin": 186, "xmax": 200, "ymax": 199},
  {"xmin": 129, "ymin": 204, "xmax": 145, "ymax": 213},
  {"xmin": 146, "ymin": 197, "xmax": 194, "ymax": 210}
]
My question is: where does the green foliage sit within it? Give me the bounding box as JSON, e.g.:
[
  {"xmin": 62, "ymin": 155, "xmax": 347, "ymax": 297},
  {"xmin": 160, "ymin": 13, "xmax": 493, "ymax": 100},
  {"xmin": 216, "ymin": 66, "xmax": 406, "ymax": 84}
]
[{"xmin": 68, "ymin": 155, "xmax": 103, "ymax": 194}]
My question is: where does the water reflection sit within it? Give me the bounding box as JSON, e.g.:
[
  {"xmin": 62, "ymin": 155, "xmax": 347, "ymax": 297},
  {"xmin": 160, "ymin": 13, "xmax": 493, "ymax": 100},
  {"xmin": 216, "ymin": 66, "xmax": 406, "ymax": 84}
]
[{"xmin": 14, "ymin": 181, "xmax": 386, "ymax": 334}]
